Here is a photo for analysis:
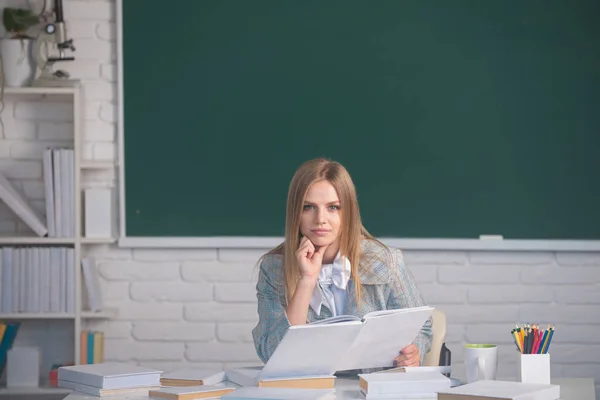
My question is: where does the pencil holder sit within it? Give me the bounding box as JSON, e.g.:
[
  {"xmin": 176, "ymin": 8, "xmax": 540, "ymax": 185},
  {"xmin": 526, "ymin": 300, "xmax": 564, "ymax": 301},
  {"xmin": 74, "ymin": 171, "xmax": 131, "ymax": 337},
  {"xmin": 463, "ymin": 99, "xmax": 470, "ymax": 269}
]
[{"xmin": 517, "ymin": 353, "xmax": 551, "ymax": 384}]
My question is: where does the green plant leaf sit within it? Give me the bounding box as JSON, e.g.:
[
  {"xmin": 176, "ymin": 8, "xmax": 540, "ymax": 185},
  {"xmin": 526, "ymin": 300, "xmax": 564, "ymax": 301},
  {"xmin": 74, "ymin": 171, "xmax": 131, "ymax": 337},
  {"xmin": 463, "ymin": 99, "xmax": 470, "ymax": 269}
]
[{"xmin": 2, "ymin": 7, "xmax": 39, "ymax": 34}]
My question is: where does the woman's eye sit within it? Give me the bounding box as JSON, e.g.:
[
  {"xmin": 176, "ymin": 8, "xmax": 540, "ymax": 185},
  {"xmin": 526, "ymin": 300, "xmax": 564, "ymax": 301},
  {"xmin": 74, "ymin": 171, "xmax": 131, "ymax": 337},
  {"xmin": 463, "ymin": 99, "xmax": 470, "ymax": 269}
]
[
  {"xmin": 328, "ymin": 205, "xmax": 340, "ymax": 211},
  {"xmin": 303, "ymin": 204, "xmax": 315, "ymax": 211}
]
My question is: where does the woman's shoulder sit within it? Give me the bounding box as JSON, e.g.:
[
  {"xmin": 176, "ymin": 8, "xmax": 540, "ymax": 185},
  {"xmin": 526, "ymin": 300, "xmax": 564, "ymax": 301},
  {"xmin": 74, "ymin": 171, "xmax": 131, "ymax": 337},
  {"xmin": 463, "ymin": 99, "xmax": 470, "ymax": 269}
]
[
  {"xmin": 360, "ymin": 238, "xmax": 402, "ymax": 262},
  {"xmin": 257, "ymin": 252, "xmax": 284, "ymax": 278},
  {"xmin": 358, "ymin": 239, "xmax": 402, "ymax": 283}
]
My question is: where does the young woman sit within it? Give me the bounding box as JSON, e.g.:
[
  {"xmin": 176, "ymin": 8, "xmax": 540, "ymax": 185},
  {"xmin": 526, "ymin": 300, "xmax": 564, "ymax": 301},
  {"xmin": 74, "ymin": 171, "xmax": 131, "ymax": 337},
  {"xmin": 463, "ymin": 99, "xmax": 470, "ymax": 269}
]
[{"xmin": 252, "ymin": 158, "xmax": 432, "ymax": 368}]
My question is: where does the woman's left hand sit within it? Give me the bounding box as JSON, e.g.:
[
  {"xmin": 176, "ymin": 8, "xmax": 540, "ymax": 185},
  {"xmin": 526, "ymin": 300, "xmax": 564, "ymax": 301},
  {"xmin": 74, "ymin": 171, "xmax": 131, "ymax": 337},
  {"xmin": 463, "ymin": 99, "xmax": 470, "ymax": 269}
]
[{"xmin": 393, "ymin": 344, "xmax": 420, "ymax": 367}]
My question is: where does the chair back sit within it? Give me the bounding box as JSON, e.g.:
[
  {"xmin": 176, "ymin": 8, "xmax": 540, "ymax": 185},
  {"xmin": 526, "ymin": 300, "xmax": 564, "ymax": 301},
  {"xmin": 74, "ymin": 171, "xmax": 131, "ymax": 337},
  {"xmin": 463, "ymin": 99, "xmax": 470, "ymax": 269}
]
[{"xmin": 423, "ymin": 309, "xmax": 447, "ymax": 366}]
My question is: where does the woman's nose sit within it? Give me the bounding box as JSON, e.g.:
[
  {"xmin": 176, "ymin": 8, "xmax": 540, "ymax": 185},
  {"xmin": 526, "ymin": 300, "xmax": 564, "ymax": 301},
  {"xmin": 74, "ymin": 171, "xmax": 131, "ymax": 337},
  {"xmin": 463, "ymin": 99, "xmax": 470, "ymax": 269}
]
[{"xmin": 316, "ymin": 208, "xmax": 327, "ymax": 224}]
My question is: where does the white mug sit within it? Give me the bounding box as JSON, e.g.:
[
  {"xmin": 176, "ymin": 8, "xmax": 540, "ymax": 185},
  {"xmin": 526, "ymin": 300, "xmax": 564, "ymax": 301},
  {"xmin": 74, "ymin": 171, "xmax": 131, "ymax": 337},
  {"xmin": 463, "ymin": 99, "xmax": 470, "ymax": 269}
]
[{"xmin": 465, "ymin": 344, "xmax": 498, "ymax": 383}]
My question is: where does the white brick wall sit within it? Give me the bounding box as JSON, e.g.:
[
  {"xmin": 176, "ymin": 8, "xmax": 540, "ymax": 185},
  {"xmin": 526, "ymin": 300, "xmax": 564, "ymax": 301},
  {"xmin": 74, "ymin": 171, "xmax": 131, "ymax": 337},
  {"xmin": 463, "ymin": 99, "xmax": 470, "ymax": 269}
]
[{"xmin": 0, "ymin": 1, "xmax": 598, "ymax": 397}]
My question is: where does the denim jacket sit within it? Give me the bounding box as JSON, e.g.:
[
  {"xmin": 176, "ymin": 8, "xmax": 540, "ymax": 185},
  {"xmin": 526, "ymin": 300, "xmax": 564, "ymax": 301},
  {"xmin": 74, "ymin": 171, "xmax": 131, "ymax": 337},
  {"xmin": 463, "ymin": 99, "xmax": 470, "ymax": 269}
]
[{"xmin": 252, "ymin": 239, "xmax": 433, "ymax": 365}]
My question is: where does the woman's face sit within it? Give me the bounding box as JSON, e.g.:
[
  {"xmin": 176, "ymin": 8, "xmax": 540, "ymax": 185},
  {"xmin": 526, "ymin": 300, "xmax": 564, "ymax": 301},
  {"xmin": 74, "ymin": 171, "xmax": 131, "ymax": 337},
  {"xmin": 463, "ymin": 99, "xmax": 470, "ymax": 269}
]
[{"xmin": 299, "ymin": 180, "xmax": 342, "ymax": 250}]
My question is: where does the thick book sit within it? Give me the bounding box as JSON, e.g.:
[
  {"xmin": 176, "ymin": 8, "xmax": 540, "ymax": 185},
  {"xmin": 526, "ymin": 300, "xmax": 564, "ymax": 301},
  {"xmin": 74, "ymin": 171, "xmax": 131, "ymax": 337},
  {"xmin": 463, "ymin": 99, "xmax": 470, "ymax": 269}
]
[
  {"xmin": 57, "ymin": 362, "xmax": 162, "ymax": 389},
  {"xmin": 437, "ymin": 380, "xmax": 560, "ymax": 400},
  {"xmin": 226, "ymin": 367, "xmax": 335, "ymax": 390},
  {"xmin": 149, "ymin": 385, "xmax": 235, "ymax": 400},
  {"xmin": 359, "ymin": 371, "xmax": 451, "ymax": 395},
  {"xmin": 160, "ymin": 368, "xmax": 226, "ymax": 386},
  {"xmin": 259, "ymin": 306, "xmax": 433, "ymax": 379}
]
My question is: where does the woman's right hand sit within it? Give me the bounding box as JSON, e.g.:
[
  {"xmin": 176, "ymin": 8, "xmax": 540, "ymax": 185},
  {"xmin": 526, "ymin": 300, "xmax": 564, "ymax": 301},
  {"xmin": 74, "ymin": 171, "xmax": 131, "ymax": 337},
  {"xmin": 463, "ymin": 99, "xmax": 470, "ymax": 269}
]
[{"xmin": 296, "ymin": 236, "xmax": 329, "ymax": 281}]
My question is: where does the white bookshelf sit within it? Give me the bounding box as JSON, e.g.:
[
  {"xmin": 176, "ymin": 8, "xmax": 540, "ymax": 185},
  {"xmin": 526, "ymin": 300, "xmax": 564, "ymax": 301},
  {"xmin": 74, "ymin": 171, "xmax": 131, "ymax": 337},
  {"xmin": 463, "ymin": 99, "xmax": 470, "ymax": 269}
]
[
  {"xmin": 0, "ymin": 237, "xmax": 76, "ymax": 245},
  {"xmin": 80, "ymin": 160, "xmax": 117, "ymax": 170},
  {"xmin": 0, "ymin": 308, "xmax": 118, "ymax": 320},
  {"xmin": 0, "ymin": 85, "xmax": 117, "ymax": 384}
]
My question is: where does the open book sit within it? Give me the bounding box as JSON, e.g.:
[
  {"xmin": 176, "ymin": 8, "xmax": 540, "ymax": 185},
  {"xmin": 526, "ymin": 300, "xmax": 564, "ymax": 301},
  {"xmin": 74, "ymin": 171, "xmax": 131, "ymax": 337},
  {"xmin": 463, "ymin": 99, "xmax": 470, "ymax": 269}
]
[
  {"xmin": 308, "ymin": 308, "xmax": 416, "ymax": 325},
  {"xmin": 260, "ymin": 306, "xmax": 433, "ymax": 379}
]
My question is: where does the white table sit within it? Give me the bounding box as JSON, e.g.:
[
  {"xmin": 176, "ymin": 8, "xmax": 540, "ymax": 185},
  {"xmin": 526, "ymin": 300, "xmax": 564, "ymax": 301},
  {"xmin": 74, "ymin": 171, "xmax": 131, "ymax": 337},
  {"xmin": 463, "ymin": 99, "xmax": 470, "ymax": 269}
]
[{"xmin": 61, "ymin": 377, "xmax": 595, "ymax": 400}]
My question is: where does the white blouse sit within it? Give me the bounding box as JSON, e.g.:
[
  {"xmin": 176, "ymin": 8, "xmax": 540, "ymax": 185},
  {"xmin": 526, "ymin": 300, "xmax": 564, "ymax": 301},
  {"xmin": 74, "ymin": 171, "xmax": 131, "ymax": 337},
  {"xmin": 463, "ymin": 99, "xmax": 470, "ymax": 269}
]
[{"xmin": 309, "ymin": 251, "xmax": 351, "ymax": 316}]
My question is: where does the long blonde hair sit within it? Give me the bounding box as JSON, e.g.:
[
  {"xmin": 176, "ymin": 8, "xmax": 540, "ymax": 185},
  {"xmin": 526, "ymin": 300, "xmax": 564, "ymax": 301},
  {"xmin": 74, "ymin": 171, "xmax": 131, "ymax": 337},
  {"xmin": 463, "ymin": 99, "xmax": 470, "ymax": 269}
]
[{"xmin": 263, "ymin": 158, "xmax": 380, "ymax": 306}]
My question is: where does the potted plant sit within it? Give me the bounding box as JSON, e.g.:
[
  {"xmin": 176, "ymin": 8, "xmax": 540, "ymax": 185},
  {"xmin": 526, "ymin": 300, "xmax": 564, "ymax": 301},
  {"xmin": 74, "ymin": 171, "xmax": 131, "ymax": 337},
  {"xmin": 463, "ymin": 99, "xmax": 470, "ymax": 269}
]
[{"xmin": 1, "ymin": 7, "xmax": 40, "ymax": 87}]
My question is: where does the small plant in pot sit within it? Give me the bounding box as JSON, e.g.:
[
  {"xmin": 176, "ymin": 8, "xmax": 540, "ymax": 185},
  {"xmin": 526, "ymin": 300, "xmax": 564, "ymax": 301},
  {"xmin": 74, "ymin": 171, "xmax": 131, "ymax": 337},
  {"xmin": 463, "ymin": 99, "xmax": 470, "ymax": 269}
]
[{"xmin": 1, "ymin": 7, "xmax": 41, "ymax": 87}]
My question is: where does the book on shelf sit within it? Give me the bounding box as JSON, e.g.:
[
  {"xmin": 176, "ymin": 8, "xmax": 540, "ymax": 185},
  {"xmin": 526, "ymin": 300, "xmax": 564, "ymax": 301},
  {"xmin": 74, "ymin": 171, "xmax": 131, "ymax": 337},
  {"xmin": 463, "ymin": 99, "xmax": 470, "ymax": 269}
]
[
  {"xmin": 149, "ymin": 385, "xmax": 235, "ymax": 400},
  {"xmin": 81, "ymin": 257, "xmax": 103, "ymax": 312},
  {"xmin": 0, "ymin": 246, "xmax": 74, "ymax": 314},
  {"xmin": 160, "ymin": 368, "xmax": 226, "ymax": 386},
  {"xmin": 0, "ymin": 322, "xmax": 21, "ymax": 376},
  {"xmin": 259, "ymin": 306, "xmax": 433, "ymax": 379},
  {"xmin": 437, "ymin": 380, "xmax": 561, "ymax": 400},
  {"xmin": 43, "ymin": 147, "xmax": 75, "ymax": 238},
  {"xmin": 80, "ymin": 330, "xmax": 104, "ymax": 364},
  {"xmin": 0, "ymin": 171, "xmax": 47, "ymax": 236}
]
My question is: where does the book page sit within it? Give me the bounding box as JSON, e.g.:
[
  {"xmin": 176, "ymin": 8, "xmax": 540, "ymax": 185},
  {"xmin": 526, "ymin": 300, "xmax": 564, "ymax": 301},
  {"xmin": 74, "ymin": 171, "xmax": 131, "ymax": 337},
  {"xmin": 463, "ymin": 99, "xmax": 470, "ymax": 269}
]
[
  {"xmin": 363, "ymin": 305, "xmax": 432, "ymax": 320},
  {"xmin": 309, "ymin": 315, "xmax": 361, "ymax": 325},
  {"xmin": 337, "ymin": 306, "xmax": 433, "ymax": 371},
  {"xmin": 260, "ymin": 321, "xmax": 362, "ymax": 379}
]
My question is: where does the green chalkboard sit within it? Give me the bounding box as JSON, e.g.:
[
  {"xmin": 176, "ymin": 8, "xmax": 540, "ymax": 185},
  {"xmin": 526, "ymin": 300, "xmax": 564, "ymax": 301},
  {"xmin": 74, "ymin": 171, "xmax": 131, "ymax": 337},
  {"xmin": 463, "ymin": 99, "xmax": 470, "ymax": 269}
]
[{"xmin": 121, "ymin": 0, "xmax": 600, "ymax": 239}]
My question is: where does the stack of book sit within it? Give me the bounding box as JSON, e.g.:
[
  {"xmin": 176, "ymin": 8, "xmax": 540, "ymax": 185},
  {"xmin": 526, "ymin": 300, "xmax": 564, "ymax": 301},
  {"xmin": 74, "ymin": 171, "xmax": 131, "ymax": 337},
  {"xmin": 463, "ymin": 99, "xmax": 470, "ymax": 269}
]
[
  {"xmin": 0, "ymin": 149, "xmax": 75, "ymax": 237},
  {"xmin": 0, "ymin": 246, "xmax": 75, "ymax": 314},
  {"xmin": 80, "ymin": 330, "xmax": 104, "ymax": 364},
  {"xmin": 358, "ymin": 371, "xmax": 451, "ymax": 400},
  {"xmin": 226, "ymin": 366, "xmax": 336, "ymax": 389},
  {"xmin": 43, "ymin": 147, "xmax": 75, "ymax": 238},
  {"xmin": 57, "ymin": 362, "xmax": 162, "ymax": 396}
]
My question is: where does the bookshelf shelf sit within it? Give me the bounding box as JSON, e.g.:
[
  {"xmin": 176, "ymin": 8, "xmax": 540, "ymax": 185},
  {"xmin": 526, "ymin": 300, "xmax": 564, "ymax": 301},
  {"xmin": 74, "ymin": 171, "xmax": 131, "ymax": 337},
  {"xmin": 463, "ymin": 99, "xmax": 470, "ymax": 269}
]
[
  {"xmin": 0, "ymin": 237, "xmax": 117, "ymax": 245},
  {"xmin": 81, "ymin": 237, "xmax": 117, "ymax": 244},
  {"xmin": 3, "ymin": 86, "xmax": 78, "ymax": 101},
  {"xmin": 82, "ymin": 308, "xmax": 118, "ymax": 319},
  {"xmin": 0, "ymin": 237, "xmax": 75, "ymax": 245},
  {"xmin": 80, "ymin": 160, "xmax": 117, "ymax": 170},
  {"xmin": 0, "ymin": 313, "xmax": 76, "ymax": 320},
  {"xmin": 0, "ymin": 309, "xmax": 117, "ymax": 320}
]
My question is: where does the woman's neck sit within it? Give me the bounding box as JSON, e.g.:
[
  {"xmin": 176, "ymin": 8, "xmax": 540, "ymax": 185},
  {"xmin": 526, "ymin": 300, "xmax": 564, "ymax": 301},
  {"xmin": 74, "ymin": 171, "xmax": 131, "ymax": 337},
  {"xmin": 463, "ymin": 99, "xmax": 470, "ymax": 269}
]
[{"xmin": 321, "ymin": 243, "xmax": 340, "ymax": 264}]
